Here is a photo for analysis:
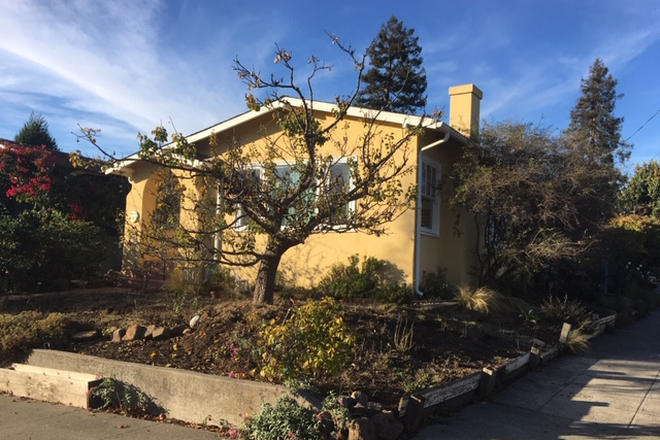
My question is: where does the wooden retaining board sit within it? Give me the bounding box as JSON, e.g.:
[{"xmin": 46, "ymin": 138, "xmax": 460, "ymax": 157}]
[
  {"xmin": 0, "ymin": 364, "xmax": 102, "ymax": 409},
  {"xmin": 399, "ymin": 372, "xmax": 481, "ymax": 416}
]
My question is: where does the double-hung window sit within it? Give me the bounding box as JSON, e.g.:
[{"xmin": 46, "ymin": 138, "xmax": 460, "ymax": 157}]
[
  {"xmin": 324, "ymin": 161, "xmax": 352, "ymax": 226},
  {"xmin": 420, "ymin": 159, "xmax": 440, "ymax": 235}
]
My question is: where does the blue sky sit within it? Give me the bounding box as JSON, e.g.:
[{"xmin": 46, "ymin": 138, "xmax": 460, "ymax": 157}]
[{"xmin": 1, "ymin": 0, "xmax": 659, "ymax": 174}]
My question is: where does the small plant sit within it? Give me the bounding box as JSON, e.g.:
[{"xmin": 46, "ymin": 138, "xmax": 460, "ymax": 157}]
[
  {"xmin": 519, "ymin": 308, "xmax": 539, "ymax": 327},
  {"xmin": 242, "ymin": 396, "xmax": 321, "ymax": 440},
  {"xmin": 393, "ymin": 313, "xmax": 415, "ymax": 352},
  {"xmin": 259, "ymin": 297, "xmax": 355, "ymax": 382},
  {"xmin": 564, "ymin": 328, "xmax": 590, "ymax": 354},
  {"xmin": 319, "ymin": 391, "xmax": 351, "ymax": 437},
  {"xmin": 396, "ymin": 367, "xmax": 435, "ymax": 393},
  {"xmin": 421, "ymin": 267, "xmax": 457, "ymax": 299},
  {"xmin": 540, "ymin": 294, "xmax": 590, "ymax": 326},
  {"xmin": 89, "ymin": 377, "xmax": 149, "ymax": 414},
  {"xmin": 455, "ymin": 286, "xmax": 501, "ymax": 314},
  {"xmin": 0, "ymin": 311, "xmax": 69, "ymax": 363}
]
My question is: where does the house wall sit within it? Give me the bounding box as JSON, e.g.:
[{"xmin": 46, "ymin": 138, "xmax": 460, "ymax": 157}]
[
  {"xmin": 120, "ymin": 101, "xmax": 481, "ymax": 291},
  {"xmin": 230, "ymin": 110, "xmax": 420, "ymax": 287},
  {"xmin": 417, "ymin": 134, "xmax": 477, "ymax": 288}
]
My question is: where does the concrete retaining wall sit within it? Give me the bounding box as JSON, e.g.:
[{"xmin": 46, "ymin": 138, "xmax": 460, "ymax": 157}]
[{"xmin": 26, "ymin": 349, "xmax": 288, "ymax": 427}]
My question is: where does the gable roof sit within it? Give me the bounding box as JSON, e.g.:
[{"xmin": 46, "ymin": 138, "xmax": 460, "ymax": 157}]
[{"xmin": 108, "ymin": 97, "xmax": 468, "ymax": 175}]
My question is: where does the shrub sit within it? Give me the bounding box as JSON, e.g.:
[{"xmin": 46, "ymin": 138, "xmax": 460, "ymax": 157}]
[
  {"xmin": 259, "ymin": 297, "xmax": 355, "ymax": 382},
  {"xmin": 0, "ymin": 311, "xmax": 69, "ymax": 364},
  {"xmin": 421, "ymin": 267, "xmax": 457, "ymax": 299},
  {"xmin": 242, "ymin": 396, "xmax": 321, "ymax": 440},
  {"xmin": 540, "ymin": 294, "xmax": 591, "ymax": 326},
  {"xmin": 317, "ymin": 254, "xmax": 382, "ymax": 300},
  {"xmin": 0, "ymin": 210, "xmax": 106, "ymax": 293},
  {"xmin": 316, "ymin": 254, "xmax": 412, "ymax": 303},
  {"xmin": 455, "ymin": 286, "xmax": 502, "ymax": 314}
]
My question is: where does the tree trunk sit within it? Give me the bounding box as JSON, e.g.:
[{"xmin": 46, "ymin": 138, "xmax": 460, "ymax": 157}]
[{"xmin": 252, "ymin": 249, "xmax": 283, "ymax": 305}]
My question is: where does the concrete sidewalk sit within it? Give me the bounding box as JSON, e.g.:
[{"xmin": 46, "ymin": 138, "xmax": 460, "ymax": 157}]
[
  {"xmin": 415, "ymin": 310, "xmax": 660, "ymax": 439},
  {"xmin": 0, "ymin": 395, "xmax": 221, "ymax": 439}
]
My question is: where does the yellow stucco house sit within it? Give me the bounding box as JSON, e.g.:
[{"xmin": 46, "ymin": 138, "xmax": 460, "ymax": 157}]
[{"xmin": 111, "ymin": 84, "xmax": 483, "ymax": 295}]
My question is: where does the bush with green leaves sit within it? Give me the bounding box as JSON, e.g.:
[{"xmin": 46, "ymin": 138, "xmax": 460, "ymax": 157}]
[
  {"xmin": 0, "ymin": 311, "xmax": 68, "ymax": 364},
  {"xmin": 242, "ymin": 396, "xmax": 322, "ymax": 440},
  {"xmin": 89, "ymin": 377, "xmax": 149, "ymax": 414},
  {"xmin": 0, "ymin": 209, "xmax": 106, "ymax": 293},
  {"xmin": 421, "ymin": 267, "xmax": 457, "ymax": 299},
  {"xmin": 317, "ymin": 254, "xmax": 382, "ymax": 300},
  {"xmin": 316, "ymin": 254, "xmax": 412, "ymax": 303},
  {"xmin": 259, "ymin": 297, "xmax": 355, "ymax": 382}
]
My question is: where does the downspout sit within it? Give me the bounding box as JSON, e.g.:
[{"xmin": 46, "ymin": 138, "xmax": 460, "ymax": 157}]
[
  {"xmin": 414, "ymin": 131, "xmax": 450, "ymax": 297},
  {"xmin": 213, "ymin": 184, "xmax": 223, "ymax": 262},
  {"xmin": 206, "ymin": 184, "xmax": 223, "ymax": 284}
]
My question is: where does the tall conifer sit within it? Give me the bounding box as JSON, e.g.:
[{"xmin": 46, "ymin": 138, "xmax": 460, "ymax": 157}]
[{"xmin": 357, "ymin": 16, "xmax": 427, "ymax": 114}]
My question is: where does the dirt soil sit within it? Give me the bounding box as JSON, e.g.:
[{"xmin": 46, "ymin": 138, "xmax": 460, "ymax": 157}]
[{"xmin": 3, "ymin": 287, "xmax": 553, "ymax": 409}]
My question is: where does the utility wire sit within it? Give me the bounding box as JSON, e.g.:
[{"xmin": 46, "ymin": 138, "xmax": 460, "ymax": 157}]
[{"xmin": 626, "ymin": 108, "xmax": 660, "ymax": 142}]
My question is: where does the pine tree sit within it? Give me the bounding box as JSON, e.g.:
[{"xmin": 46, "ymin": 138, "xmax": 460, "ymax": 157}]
[
  {"xmin": 15, "ymin": 112, "xmax": 59, "ymax": 151},
  {"xmin": 357, "ymin": 16, "xmax": 427, "ymax": 114},
  {"xmin": 564, "ymin": 58, "xmax": 630, "ymax": 225},
  {"xmin": 566, "ymin": 59, "xmax": 630, "ymax": 166}
]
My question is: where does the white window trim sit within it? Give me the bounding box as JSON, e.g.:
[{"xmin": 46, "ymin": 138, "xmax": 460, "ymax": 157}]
[{"xmin": 420, "ymin": 158, "xmax": 441, "ymax": 236}]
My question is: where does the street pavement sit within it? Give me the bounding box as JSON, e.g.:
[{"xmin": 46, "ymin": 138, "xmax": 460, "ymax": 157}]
[
  {"xmin": 0, "ymin": 395, "xmax": 220, "ymax": 439},
  {"xmin": 415, "ymin": 309, "xmax": 660, "ymax": 439},
  {"xmin": 1, "ymin": 310, "xmax": 659, "ymax": 439}
]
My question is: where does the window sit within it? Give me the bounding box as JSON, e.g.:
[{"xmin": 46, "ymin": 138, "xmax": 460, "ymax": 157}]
[
  {"xmin": 233, "ymin": 159, "xmax": 354, "ymax": 230},
  {"xmin": 324, "ymin": 162, "xmax": 352, "ymax": 226},
  {"xmin": 420, "ymin": 159, "xmax": 440, "ymax": 235},
  {"xmin": 153, "ymin": 175, "xmax": 182, "ymax": 230},
  {"xmin": 235, "ymin": 167, "xmax": 262, "ymax": 230}
]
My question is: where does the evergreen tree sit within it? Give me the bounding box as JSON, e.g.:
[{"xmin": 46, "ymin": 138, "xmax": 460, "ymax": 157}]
[
  {"xmin": 564, "ymin": 58, "xmax": 630, "ymax": 224},
  {"xmin": 357, "ymin": 16, "xmax": 427, "ymax": 114},
  {"xmin": 15, "ymin": 112, "xmax": 59, "ymax": 151}
]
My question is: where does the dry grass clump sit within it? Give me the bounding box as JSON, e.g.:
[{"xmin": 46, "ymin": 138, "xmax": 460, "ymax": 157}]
[
  {"xmin": 564, "ymin": 328, "xmax": 590, "ymax": 354},
  {"xmin": 540, "ymin": 294, "xmax": 589, "ymax": 325},
  {"xmin": 455, "ymin": 286, "xmax": 502, "ymax": 314}
]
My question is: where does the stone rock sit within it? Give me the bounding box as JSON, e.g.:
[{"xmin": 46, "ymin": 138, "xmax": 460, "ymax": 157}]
[
  {"xmin": 371, "ymin": 412, "xmax": 403, "ymax": 440},
  {"xmin": 112, "ymin": 328, "xmax": 126, "ymax": 343},
  {"xmin": 348, "ymin": 417, "xmax": 376, "ymax": 440},
  {"xmin": 71, "ymin": 330, "xmax": 99, "ymax": 341},
  {"xmin": 170, "ymin": 324, "xmax": 188, "ymax": 337},
  {"xmin": 340, "ymin": 395, "xmax": 357, "ymax": 408},
  {"xmin": 144, "ymin": 325, "xmax": 157, "ymax": 340},
  {"xmin": 352, "ymin": 391, "xmax": 369, "ymax": 407},
  {"xmin": 122, "ymin": 324, "xmax": 146, "ymax": 341},
  {"xmin": 152, "ymin": 327, "xmax": 171, "ymax": 341},
  {"xmin": 350, "ymin": 405, "xmax": 382, "ymax": 419},
  {"xmin": 189, "ymin": 315, "xmax": 200, "ymax": 329}
]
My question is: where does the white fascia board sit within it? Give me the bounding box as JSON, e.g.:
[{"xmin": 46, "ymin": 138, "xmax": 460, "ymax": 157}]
[{"xmin": 107, "ymin": 97, "xmax": 468, "ymax": 176}]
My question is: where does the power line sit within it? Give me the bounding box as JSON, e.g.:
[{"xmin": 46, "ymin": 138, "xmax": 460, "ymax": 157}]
[{"xmin": 626, "ymin": 108, "xmax": 660, "ymax": 142}]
